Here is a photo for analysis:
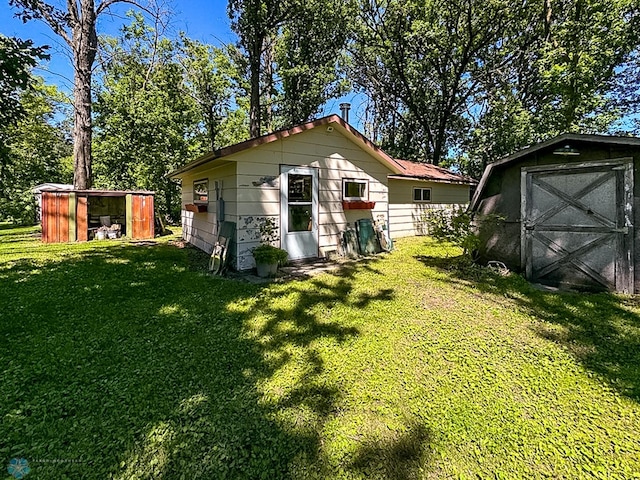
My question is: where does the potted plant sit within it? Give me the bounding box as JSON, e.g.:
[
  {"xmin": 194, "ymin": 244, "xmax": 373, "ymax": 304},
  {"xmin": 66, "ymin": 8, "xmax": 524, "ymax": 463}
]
[
  {"xmin": 253, "ymin": 244, "xmax": 288, "ymax": 277},
  {"xmin": 253, "ymin": 217, "xmax": 288, "ymax": 277}
]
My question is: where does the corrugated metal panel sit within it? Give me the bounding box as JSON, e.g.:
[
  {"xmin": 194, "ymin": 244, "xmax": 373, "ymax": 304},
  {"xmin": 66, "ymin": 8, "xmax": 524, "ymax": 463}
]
[
  {"xmin": 77, "ymin": 196, "xmax": 88, "ymax": 241},
  {"xmin": 41, "ymin": 192, "xmax": 70, "ymax": 243},
  {"xmin": 131, "ymin": 194, "xmax": 154, "ymax": 239}
]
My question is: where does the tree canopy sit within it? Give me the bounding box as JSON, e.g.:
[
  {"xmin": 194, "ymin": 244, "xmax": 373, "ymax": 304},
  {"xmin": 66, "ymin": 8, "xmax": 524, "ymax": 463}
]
[
  {"xmin": 4, "ymin": 0, "xmax": 640, "ymax": 225},
  {"xmin": 0, "ymin": 34, "xmax": 48, "ymax": 130}
]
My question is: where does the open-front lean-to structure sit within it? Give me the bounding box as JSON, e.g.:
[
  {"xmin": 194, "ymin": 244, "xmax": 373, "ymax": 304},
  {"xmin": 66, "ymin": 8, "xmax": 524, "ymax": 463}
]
[{"xmin": 40, "ymin": 189, "xmax": 154, "ymax": 243}]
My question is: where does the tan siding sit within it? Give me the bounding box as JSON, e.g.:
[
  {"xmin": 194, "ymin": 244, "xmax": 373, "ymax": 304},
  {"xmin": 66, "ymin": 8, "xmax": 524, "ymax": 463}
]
[
  {"xmin": 180, "ymin": 162, "xmax": 238, "ymax": 259},
  {"xmin": 389, "ymin": 204, "xmax": 470, "ymax": 238},
  {"xmin": 388, "ymin": 179, "xmax": 470, "ymax": 204},
  {"xmin": 229, "ymin": 128, "xmax": 393, "ymax": 268},
  {"xmin": 179, "ymin": 129, "xmax": 476, "ymax": 267},
  {"xmin": 237, "ymin": 188, "xmax": 280, "ymax": 203},
  {"xmin": 388, "ymin": 179, "xmax": 470, "ymax": 238}
]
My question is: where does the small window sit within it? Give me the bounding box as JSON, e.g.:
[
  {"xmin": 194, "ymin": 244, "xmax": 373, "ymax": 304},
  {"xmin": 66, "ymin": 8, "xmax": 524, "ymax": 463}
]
[
  {"xmin": 343, "ymin": 179, "xmax": 368, "ymax": 200},
  {"xmin": 194, "ymin": 179, "xmax": 208, "ymax": 203},
  {"xmin": 413, "ymin": 187, "xmax": 431, "ymax": 202}
]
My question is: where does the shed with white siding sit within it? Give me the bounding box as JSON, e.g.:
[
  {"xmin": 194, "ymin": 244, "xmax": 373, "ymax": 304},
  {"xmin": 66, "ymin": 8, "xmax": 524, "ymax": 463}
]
[{"xmin": 169, "ymin": 115, "xmax": 475, "ymax": 270}]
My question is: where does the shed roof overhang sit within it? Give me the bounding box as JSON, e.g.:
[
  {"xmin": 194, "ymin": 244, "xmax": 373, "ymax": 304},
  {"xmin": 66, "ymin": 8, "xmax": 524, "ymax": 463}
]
[
  {"xmin": 38, "ymin": 189, "xmax": 155, "ymax": 196},
  {"xmin": 469, "ymin": 133, "xmax": 640, "ymax": 211}
]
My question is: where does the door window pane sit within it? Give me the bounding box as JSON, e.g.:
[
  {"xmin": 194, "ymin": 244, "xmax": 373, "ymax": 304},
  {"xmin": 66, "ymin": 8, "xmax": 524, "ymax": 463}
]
[
  {"xmin": 289, "ymin": 174, "xmax": 312, "ymax": 202},
  {"xmin": 288, "ymin": 205, "xmax": 312, "ymax": 232}
]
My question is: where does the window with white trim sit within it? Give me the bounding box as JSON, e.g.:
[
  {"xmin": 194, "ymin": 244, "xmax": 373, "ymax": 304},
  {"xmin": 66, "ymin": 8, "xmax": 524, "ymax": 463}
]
[
  {"xmin": 342, "ymin": 179, "xmax": 368, "ymax": 200},
  {"xmin": 413, "ymin": 187, "xmax": 431, "ymax": 202}
]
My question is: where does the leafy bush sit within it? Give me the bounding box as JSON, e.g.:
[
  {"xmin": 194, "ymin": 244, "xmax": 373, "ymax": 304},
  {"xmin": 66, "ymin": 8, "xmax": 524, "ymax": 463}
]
[
  {"xmin": 422, "ymin": 206, "xmax": 480, "ymax": 257},
  {"xmin": 252, "ymin": 243, "xmax": 288, "ymax": 264},
  {"xmin": 252, "ymin": 217, "xmax": 288, "ymax": 265},
  {"xmin": 422, "ymin": 207, "xmax": 504, "ymax": 259}
]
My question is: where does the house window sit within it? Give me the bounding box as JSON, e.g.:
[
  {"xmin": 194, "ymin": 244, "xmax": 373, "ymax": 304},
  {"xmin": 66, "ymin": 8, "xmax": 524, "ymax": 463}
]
[
  {"xmin": 413, "ymin": 187, "xmax": 431, "ymax": 202},
  {"xmin": 343, "ymin": 179, "xmax": 368, "ymax": 200},
  {"xmin": 194, "ymin": 179, "xmax": 208, "ymax": 203}
]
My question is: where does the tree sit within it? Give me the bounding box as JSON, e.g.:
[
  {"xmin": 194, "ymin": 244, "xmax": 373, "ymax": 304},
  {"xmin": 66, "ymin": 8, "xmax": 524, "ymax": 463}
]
[
  {"xmin": 0, "ymin": 35, "xmax": 57, "ymax": 224},
  {"xmin": 10, "ymin": 0, "xmax": 158, "ymax": 189},
  {"xmin": 460, "ymin": 0, "xmax": 640, "ymax": 176},
  {"xmin": 228, "ymin": 0, "xmax": 290, "ymax": 138},
  {"xmin": 350, "ymin": 0, "xmax": 522, "ymax": 165},
  {"xmin": 274, "ymin": 0, "xmax": 353, "ymax": 127},
  {"xmin": 228, "ymin": 0, "xmax": 352, "ymax": 136},
  {"xmin": 177, "ymin": 35, "xmax": 246, "ymax": 150},
  {"xmin": 0, "ymin": 79, "xmax": 72, "ymax": 224},
  {"xmin": 93, "ymin": 15, "xmax": 202, "ymax": 220},
  {"xmin": 0, "ymin": 34, "xmax": 49, "ymax": 130}
]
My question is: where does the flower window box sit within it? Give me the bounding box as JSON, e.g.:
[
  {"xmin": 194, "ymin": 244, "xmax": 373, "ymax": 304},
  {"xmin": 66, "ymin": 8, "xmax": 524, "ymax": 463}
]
[
  {"xmin": 185, "ymin": 203, "xmax": 208, "ymax": 213},
  {"xmin": 342, "ymin": 200, "xmax": 376, "ymax": 210}
]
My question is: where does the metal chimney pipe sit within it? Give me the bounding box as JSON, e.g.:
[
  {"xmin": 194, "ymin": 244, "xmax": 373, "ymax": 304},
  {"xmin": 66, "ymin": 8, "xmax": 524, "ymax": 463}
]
[{"xmin": 339, "ymin": 103, "xmax": 351, "ymax": 123}]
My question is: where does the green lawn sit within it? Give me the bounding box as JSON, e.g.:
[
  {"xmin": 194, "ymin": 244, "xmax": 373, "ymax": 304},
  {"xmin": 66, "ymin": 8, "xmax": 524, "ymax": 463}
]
[{"xmin": 1, "ymin": 225, "xmax": 639, "ymax": 479}]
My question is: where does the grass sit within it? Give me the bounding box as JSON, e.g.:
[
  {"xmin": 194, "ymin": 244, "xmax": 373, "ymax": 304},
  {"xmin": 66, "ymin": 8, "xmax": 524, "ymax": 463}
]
[{"xmin": 1, "ymin": 225, "xmax": 639, "ymax": 479}]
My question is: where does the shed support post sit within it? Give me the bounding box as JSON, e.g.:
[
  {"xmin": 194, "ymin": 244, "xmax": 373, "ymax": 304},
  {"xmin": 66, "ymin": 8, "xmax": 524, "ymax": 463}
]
[
  {"xmin": 126, "ymin": 194, "xmax": 133, "ymax": 238},
  {"xmin": 68, "ymin": 192, "xmax": 77, "ymax": 242}
]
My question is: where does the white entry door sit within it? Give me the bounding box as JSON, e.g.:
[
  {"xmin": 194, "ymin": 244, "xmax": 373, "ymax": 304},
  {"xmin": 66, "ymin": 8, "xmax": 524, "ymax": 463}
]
[{"xmin": 280, "ymin": 165, "xmax": 318, "ymax": 260}]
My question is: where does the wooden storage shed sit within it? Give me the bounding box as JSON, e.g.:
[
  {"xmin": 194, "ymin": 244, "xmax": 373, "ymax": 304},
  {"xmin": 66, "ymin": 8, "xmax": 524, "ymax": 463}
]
[
  {"xmin": 470, "ymin": 133, "xmax": 640, "ymax": 293},
  {"xmin": 41, "ymin": 189, "xmax": 155, "ymax": 243}
]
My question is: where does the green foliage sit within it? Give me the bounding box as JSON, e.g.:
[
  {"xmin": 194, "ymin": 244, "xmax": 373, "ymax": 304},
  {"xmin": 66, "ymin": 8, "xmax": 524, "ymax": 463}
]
[
  {"xmin": 0, "ymin": 79, "xmax": 72, "ymax": 224},
  {"xmin": 422, "ymin": 206, "xmax": 480, "ymax": 257},
  {"xmin": 456, "ymin": 0, "xmax": 640, "ymax": 176},
  {"xmin": 1, "ymin": 228, "xmax": 640, "ymax": 478},
  {"xmin": 93, "ymin": 14, "xmax": 204, "ymax": 220},
  {"xmin": 177, "ymin": 35, "xmax": 249, "ymax": 149},
  {"xmin": 0, "ymin": 34, "xmax": 49, "ymax": 130},
  {"xmin": 253, "ymin": 216, "xmax": 288, "ymax": 264},
  {"xmin": 351, "ymin": 0, "xmax": 640, "ymax": 172},
  {"xmin": 0, "ymin": 35, "xmax": 59, "ymax": 225},
  {"xmin": 93, "ymin": 15, "xmax": 250, "ymax": 220},
  {"xmin": 229, "ymin": 0, "xmax": 353, "ymax": 135},
  {"xmin": 274, "ymin": 0, "xmax": 353, "ymax": 127},
  {"xmin": 350, "ymin": 0, "xmax": 518, "ymax": 164},
  {"xmin": 252, "ymin": 243, "xmax": 289, "ymax": 264}
]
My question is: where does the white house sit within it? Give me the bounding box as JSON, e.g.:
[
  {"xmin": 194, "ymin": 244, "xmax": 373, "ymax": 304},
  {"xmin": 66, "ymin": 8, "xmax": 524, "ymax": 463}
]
[{"xmin": 169, "ymin": 115, "xmax": 475, "ymax": 270}]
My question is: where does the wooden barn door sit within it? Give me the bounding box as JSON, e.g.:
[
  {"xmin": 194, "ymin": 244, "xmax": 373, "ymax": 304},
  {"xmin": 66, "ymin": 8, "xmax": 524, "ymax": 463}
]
[{"xmin": 521, "ymin": 160, "xmax": 633, "ymax": 293}]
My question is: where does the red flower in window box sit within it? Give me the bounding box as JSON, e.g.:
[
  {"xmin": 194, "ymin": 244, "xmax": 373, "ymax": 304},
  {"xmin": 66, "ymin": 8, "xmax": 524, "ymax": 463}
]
[
  {"xmin": 342, "ymin": 200, "xmax": 376, "ymax": 210},
  {"xmin": 185, "ymin": 203, "xmax": 208, "ymax": 213}
]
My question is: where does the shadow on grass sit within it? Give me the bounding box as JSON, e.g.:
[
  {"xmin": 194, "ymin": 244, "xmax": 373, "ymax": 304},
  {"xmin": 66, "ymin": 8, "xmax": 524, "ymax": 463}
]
[
  {"xmin": 348, "ymin": 423, "xmax": 432, "ymax": 480},
  {"xmin": 416, "ymin": 254, "xmax": 640, "ymax": 402},
  {"xmin": 0, "ymin": 232, "xmax": 423, "ymax": 479}
]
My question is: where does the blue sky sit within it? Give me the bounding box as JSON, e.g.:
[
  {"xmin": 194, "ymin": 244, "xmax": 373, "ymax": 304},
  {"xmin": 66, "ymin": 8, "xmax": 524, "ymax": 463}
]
[
  {"xmin": 0, "ymin": 0, "xmax": 364, "ymax": 127},
  {"xmin": 1, "ymin": 1, "xmax": 236, "ymax": 92}
]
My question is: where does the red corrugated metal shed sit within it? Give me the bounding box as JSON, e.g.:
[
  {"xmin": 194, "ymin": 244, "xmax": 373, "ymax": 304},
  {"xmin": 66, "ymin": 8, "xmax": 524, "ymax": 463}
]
[{"xmin": 40, "ymin": 190, "xmax": 154, "ymax": 243}]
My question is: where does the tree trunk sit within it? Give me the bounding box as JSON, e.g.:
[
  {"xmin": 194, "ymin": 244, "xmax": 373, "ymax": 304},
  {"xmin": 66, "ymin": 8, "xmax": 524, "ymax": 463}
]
[
  {"xmin": 249, "ymin": 37, "xmax": 263, "ymax": 138},
  {"xmin": 73, "ymin": 64, "xmax": 93, "ymax": 189},
  {"xmin": 72, "ymin": 1, "xmax": 98, "ymax": 190}
]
